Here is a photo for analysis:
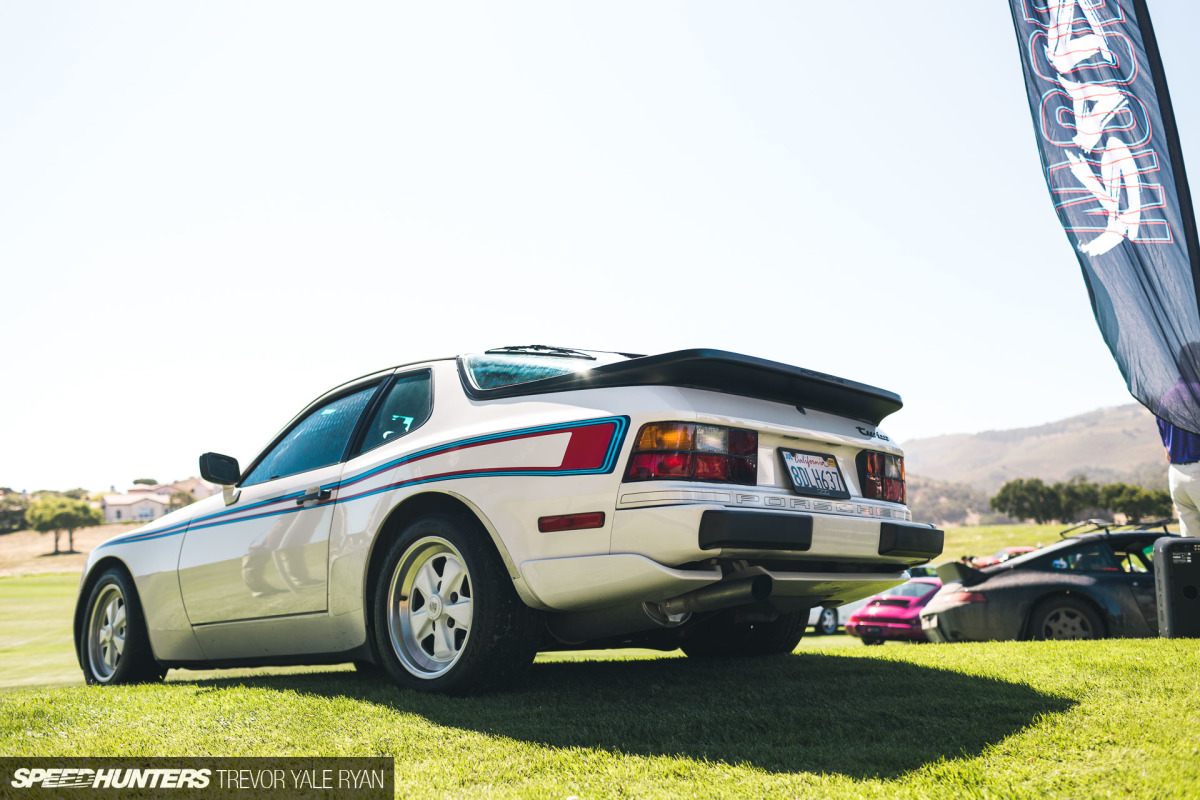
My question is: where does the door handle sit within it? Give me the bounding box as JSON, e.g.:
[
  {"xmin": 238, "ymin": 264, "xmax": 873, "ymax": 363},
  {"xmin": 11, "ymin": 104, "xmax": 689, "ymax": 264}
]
[{"xmin": 296, "ymin": 488, "xmax": 332, "ymax": 506}]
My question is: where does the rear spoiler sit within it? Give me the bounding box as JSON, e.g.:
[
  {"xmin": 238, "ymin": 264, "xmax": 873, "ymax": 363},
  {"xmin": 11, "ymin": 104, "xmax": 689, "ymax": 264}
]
[
  {"xmin": 935, "ymin": 561, "xmax": 988, "ymax": 587},
  {"xmin": 460, "ymin": 349, "xmax": 903, "ymax": 426}
]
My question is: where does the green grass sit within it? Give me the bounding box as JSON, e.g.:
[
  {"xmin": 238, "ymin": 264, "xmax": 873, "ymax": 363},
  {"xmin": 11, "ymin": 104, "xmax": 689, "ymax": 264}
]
[
  {"xmin": 3, "ymin": 573, "xmax": 1200, "ymax": 798},
  {"xmin": 0, "ymin": 573, "xmax": 82, "ymax": 688},
  {"xmin": 0, "ymin": 574, "xmax": 865, "ymax": 692}
]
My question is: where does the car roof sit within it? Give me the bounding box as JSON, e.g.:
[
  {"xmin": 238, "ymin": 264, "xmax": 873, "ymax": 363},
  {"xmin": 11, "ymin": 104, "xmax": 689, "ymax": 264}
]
[
  {"xmin": 314, "ymin": 347, "xmax": 623, "ymax": 406},
  {"xmin": 987, "ymin": 530, "xmax": 1175, "ymax": 571}
]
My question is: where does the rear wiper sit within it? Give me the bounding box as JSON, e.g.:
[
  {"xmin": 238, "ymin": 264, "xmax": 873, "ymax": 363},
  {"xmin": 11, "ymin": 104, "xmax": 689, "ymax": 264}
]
[{"xmin": 485, "ymin": 345, "xmax": 596, "ymax": 360}]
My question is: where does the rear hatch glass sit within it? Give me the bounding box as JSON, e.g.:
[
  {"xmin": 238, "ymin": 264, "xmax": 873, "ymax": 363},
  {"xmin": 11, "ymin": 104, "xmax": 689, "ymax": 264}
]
[{"xmin": 462, "ymin": 350, "xmax": 628, "ymax": 391}]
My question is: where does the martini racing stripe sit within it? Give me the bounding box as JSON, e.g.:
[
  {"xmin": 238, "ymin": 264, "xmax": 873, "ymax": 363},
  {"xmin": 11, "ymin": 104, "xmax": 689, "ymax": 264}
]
[{"xmin": 97, "ymin": 416, "xmax": 628, "ymax": 549}]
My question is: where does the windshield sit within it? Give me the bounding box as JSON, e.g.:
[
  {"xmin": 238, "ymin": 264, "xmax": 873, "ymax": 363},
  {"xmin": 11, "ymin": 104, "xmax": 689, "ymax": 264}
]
[
  {"xmin": 462, "ymin": 349, "xmax": 629, "ymax": 391},
  {"xmin": 883, "ymin": 581, "xmax": 938, "ymax": 598}
]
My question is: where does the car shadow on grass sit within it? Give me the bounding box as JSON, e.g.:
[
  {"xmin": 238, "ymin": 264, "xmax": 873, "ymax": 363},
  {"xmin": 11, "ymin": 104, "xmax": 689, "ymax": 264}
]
[{"xmin": 184, "ymin": 652, "xmax": 1074, "ymax": 779}]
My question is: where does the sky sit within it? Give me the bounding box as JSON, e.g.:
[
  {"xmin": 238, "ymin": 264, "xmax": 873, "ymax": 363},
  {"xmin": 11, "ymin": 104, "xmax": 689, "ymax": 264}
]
[{"xmin": 2, "ymin": 1, "xmax": 1199, "ymax": 492}]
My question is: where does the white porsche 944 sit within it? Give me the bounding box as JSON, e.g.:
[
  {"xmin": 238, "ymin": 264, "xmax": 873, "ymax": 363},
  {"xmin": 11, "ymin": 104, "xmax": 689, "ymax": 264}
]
[{"xmin": 75, "ymin": 346, "xmax": 943, "ymax": 693}]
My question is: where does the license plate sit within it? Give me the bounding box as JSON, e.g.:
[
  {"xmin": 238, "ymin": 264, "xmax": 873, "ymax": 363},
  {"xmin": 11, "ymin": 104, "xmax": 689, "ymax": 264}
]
[
  {"xmin": 862, "ymin": 626, "xmax": 882, "ymax": 637},
  {"xmin": 779, "ymin": 449, "xmax": 850, "ymax": 499},
  {"xmin": 921, "ymin": 614, "xmax": 937, "ymax": 630}
]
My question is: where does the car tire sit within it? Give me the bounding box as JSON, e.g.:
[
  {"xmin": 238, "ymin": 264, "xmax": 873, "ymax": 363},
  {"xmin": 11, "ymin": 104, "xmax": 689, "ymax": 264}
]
[
  {"xmin": 80, "ymin": 568, "xmax": 165, "ymax": 685},
  {"xmin": 372, "ymin": 513, "xmax": 540, "ymax": 695},
  {"xmin": 352, "ymin": 659, "xmax": 381, "ymax": 675},
  {"xmin": 814, "ymin": 608, "xmax": 839, "ymax": 636},
  {"xmin": 743, "ymin": 612, "xmax": 807, "ymax": 655},
  {"xmin": 1029, "ymin": 596, "xmax": 1105, "ymax": 641},
  {"xmin": 679, "ymin": 611, "xmax": 806, "ymax": 657}
]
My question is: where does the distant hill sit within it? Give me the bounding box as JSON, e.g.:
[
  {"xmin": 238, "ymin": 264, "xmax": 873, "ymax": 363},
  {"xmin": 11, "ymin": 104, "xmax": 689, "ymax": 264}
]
[
  {"xmin": 906, "ymin": 475, "xmax": 1010, "ymax": 527},
  {"xmin": 901, "ymin": 403, "xmax": 1167, "ymax": 496}
]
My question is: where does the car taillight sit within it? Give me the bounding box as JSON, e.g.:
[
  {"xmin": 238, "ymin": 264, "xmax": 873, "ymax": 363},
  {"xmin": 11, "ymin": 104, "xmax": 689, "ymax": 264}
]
[
  {"xmin": 943, "ymin": 591, "xmax": 987, "ymax": 604},
  {"xmin": 625, "ymin": 422, "xmax": 757, "ymax": 485},
  {"xmin": 856, "ymin": 450, "xmax": 906, "ymax": 504}
]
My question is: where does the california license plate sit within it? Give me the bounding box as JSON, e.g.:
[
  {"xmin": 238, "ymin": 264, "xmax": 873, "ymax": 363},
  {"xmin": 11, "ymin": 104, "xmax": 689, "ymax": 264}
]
[{"xmin": 779, "ymin": 449, "xmax": 850, "ymax": 499}]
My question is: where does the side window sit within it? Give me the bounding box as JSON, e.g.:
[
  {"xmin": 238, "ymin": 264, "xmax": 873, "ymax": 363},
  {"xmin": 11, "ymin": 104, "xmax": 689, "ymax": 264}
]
[
  {"xmin": 242, "ymin": 386, "xmax": 377, "ymax": 487},
  {"xmin": 356, "ymin": 372, "xmax": 433, "ymax": 455},
  {"xmin": 1115, "ymin": 542, "xmax": 1154, "ymax": 573},
  {"xmin": 1050, "ymin": 544, "xmax": 1119, "ymax": 572}
]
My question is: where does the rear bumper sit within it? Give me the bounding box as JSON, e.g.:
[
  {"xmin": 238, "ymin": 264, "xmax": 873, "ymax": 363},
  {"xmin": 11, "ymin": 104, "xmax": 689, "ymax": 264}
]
[
  {"xmin": 845, "ymin": 618, "xmax": 928, "ymax": 642},
  {"xmin": 520, "ymin": 553, "xmax": 909, "ymax": 611},
  {"xmin": 610, "ymin": 503, "xmax": 942, "ymax": 569},
  {"xmin": 520, "ymin": 505, "xmax": 941, "ymax": 612},
  {"xmin": 919, "ymin": 602, "xmax": 1019, "ymax": 643}
]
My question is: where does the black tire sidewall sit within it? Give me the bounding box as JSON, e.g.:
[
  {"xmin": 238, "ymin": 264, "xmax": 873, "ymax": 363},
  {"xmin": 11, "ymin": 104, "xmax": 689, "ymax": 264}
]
[
  {"xmin": 81, "ymin": 568, "xmax": 162, "ymax": 685},
  {"xmin": 371, "ymin": 513, "xmax": 536, "ymax": 695},
  {"xmin": 745, "ymin": 611, "xmax": 807, "ymax": 655}
]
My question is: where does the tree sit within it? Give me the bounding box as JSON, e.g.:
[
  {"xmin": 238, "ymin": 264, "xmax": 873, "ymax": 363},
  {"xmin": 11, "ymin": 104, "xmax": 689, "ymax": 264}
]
[
  {"xmin": 168, "ymin": 490, "xmax": 196, "ymax": 511},
  {"xmin": 1100, "ymin": 483, "xmax": 1174, "ymax": 523},
  {"xmin": 132, "ymin": 478, "xmax": 158, "ymax": 486},
  {"xmin": 0, "ymin": 492, "xmax": 29, "ymax": 534},
  {"xmin": 991, "ymin": 478, "xmax": 1062, "ymax": 524},
  {"xmin": 1052, "ymin": 476, "xmax": 1101, "ymax": 523},
  {"xmin": 60, "ymin": 488, "xmax": 90, "ymax": 500},
  {"xmin": 25, "ymin": 496, "xmax": 103, "ymax": 554}
]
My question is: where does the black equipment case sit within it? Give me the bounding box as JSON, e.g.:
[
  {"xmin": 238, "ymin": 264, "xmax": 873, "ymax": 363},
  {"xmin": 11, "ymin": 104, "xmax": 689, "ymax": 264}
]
[{"xmin": 1154, "ymin": 537, "xmax": 1200, "ymax": 638}]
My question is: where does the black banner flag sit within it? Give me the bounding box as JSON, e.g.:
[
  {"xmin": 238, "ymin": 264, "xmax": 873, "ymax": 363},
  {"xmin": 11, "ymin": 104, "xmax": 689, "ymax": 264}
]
[{"xmin": 1007, "ymin": 0, "xmax": 1200, "ymax": 431}]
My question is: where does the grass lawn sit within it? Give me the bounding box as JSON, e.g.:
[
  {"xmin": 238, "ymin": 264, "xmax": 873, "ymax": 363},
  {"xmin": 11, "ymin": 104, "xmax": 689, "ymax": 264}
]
[{"xmin": 3, "ymin": 571, "xmax": 1200, "ymax": 798}]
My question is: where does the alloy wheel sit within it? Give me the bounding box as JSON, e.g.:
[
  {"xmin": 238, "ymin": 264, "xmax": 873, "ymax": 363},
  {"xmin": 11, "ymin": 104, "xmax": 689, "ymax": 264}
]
[
  {"xmin": 386, "ymin": 536, "xmax": 474, "ymax": 678},
  {"xmin": 1040, "ymin": 607, "xmax": 1095, "ymax": 639},
  {"xmin": 87, "ymin": 585, "xmax": 127, "ymax": 681}
]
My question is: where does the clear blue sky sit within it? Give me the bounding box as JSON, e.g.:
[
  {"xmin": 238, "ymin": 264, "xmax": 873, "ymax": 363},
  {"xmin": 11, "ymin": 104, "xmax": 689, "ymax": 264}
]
[{"xmin": 2, "ymin": 2, "xmax": 1198, "ymax": 492}]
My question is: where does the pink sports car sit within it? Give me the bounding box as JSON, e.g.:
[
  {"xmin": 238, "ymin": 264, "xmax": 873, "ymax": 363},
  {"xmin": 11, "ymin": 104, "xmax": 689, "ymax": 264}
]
[{"xmin": 845, "ymin": 577, "xmax": 942, "ymax": 645}]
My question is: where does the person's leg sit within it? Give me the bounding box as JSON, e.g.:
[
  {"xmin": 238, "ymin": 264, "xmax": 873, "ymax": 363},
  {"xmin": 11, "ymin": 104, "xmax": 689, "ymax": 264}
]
[{"xmin": 1169, "ymin": 463, "xmax": 1200, "ymax": 536}]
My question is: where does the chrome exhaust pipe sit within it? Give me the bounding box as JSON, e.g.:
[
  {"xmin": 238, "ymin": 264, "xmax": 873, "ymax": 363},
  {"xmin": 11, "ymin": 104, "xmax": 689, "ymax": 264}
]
[{"xmin": 658, "ymin": 574, "xmax": 773, "ymax": 616}]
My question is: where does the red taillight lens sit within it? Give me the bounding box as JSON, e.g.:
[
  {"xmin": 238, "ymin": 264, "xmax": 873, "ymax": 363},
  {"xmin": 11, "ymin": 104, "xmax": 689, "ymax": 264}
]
[
  {"xmin": 728, "ymin": 456, "xmax": 757, "ymax": 484},
  {"xmin": 627, "ymin": 452, "xmax": 693, "ymax": 479},
  {"xmin": 728, "ymin": 428, "xmax": 757, "ymax": 456},
  {"xmin": 857, "ymin": 449, "xmax": 906, "ymax": 504},
  {"xmin": 694, "ymin": 454, "xmax": 729, "ymax": 481},
  {"xmin": 625, "ymin": 422, "xmax": 757, "ymax": 485},
  {"xmin": 653, "ymin": 452, "xmax": 693, "ymax": 477},
  {"xmin": 943, "ymin": 591, "xmax": 987, "ymax": 604}
]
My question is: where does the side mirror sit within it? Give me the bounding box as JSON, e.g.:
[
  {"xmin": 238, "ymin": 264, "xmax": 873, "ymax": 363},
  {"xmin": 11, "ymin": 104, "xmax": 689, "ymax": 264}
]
[{"xmin": 199, "ymin": 452, "xmax": 241, "ymax": 486}]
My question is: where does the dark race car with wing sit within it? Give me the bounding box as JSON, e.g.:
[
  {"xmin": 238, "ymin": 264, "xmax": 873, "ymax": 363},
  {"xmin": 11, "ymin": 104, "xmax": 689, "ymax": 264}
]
[{"xmin": 921, "ymin": 523, "xmax": 1174, "ymax": 642}]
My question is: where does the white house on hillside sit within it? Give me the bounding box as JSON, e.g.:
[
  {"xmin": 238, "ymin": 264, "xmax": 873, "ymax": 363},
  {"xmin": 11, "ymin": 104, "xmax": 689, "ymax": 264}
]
[
  {"xmin": 100, "ymin": 476, "xmax": 218, "ymax": 523},
  {"xmin": 101, "ymin": 493, "xmax": 170, "ymax": 523}
]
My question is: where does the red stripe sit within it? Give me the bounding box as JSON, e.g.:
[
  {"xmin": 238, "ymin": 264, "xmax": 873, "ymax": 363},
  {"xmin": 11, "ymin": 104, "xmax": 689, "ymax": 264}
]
[{"xmin": 559, "ymin": 422, "xmax": 616, "ymax": 470}]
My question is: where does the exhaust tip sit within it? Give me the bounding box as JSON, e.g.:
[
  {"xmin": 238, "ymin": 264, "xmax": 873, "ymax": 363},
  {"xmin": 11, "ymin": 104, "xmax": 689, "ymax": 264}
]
[{"xmin": 750, "ymin": 574, "xmax": 773, "ymax": 600}]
